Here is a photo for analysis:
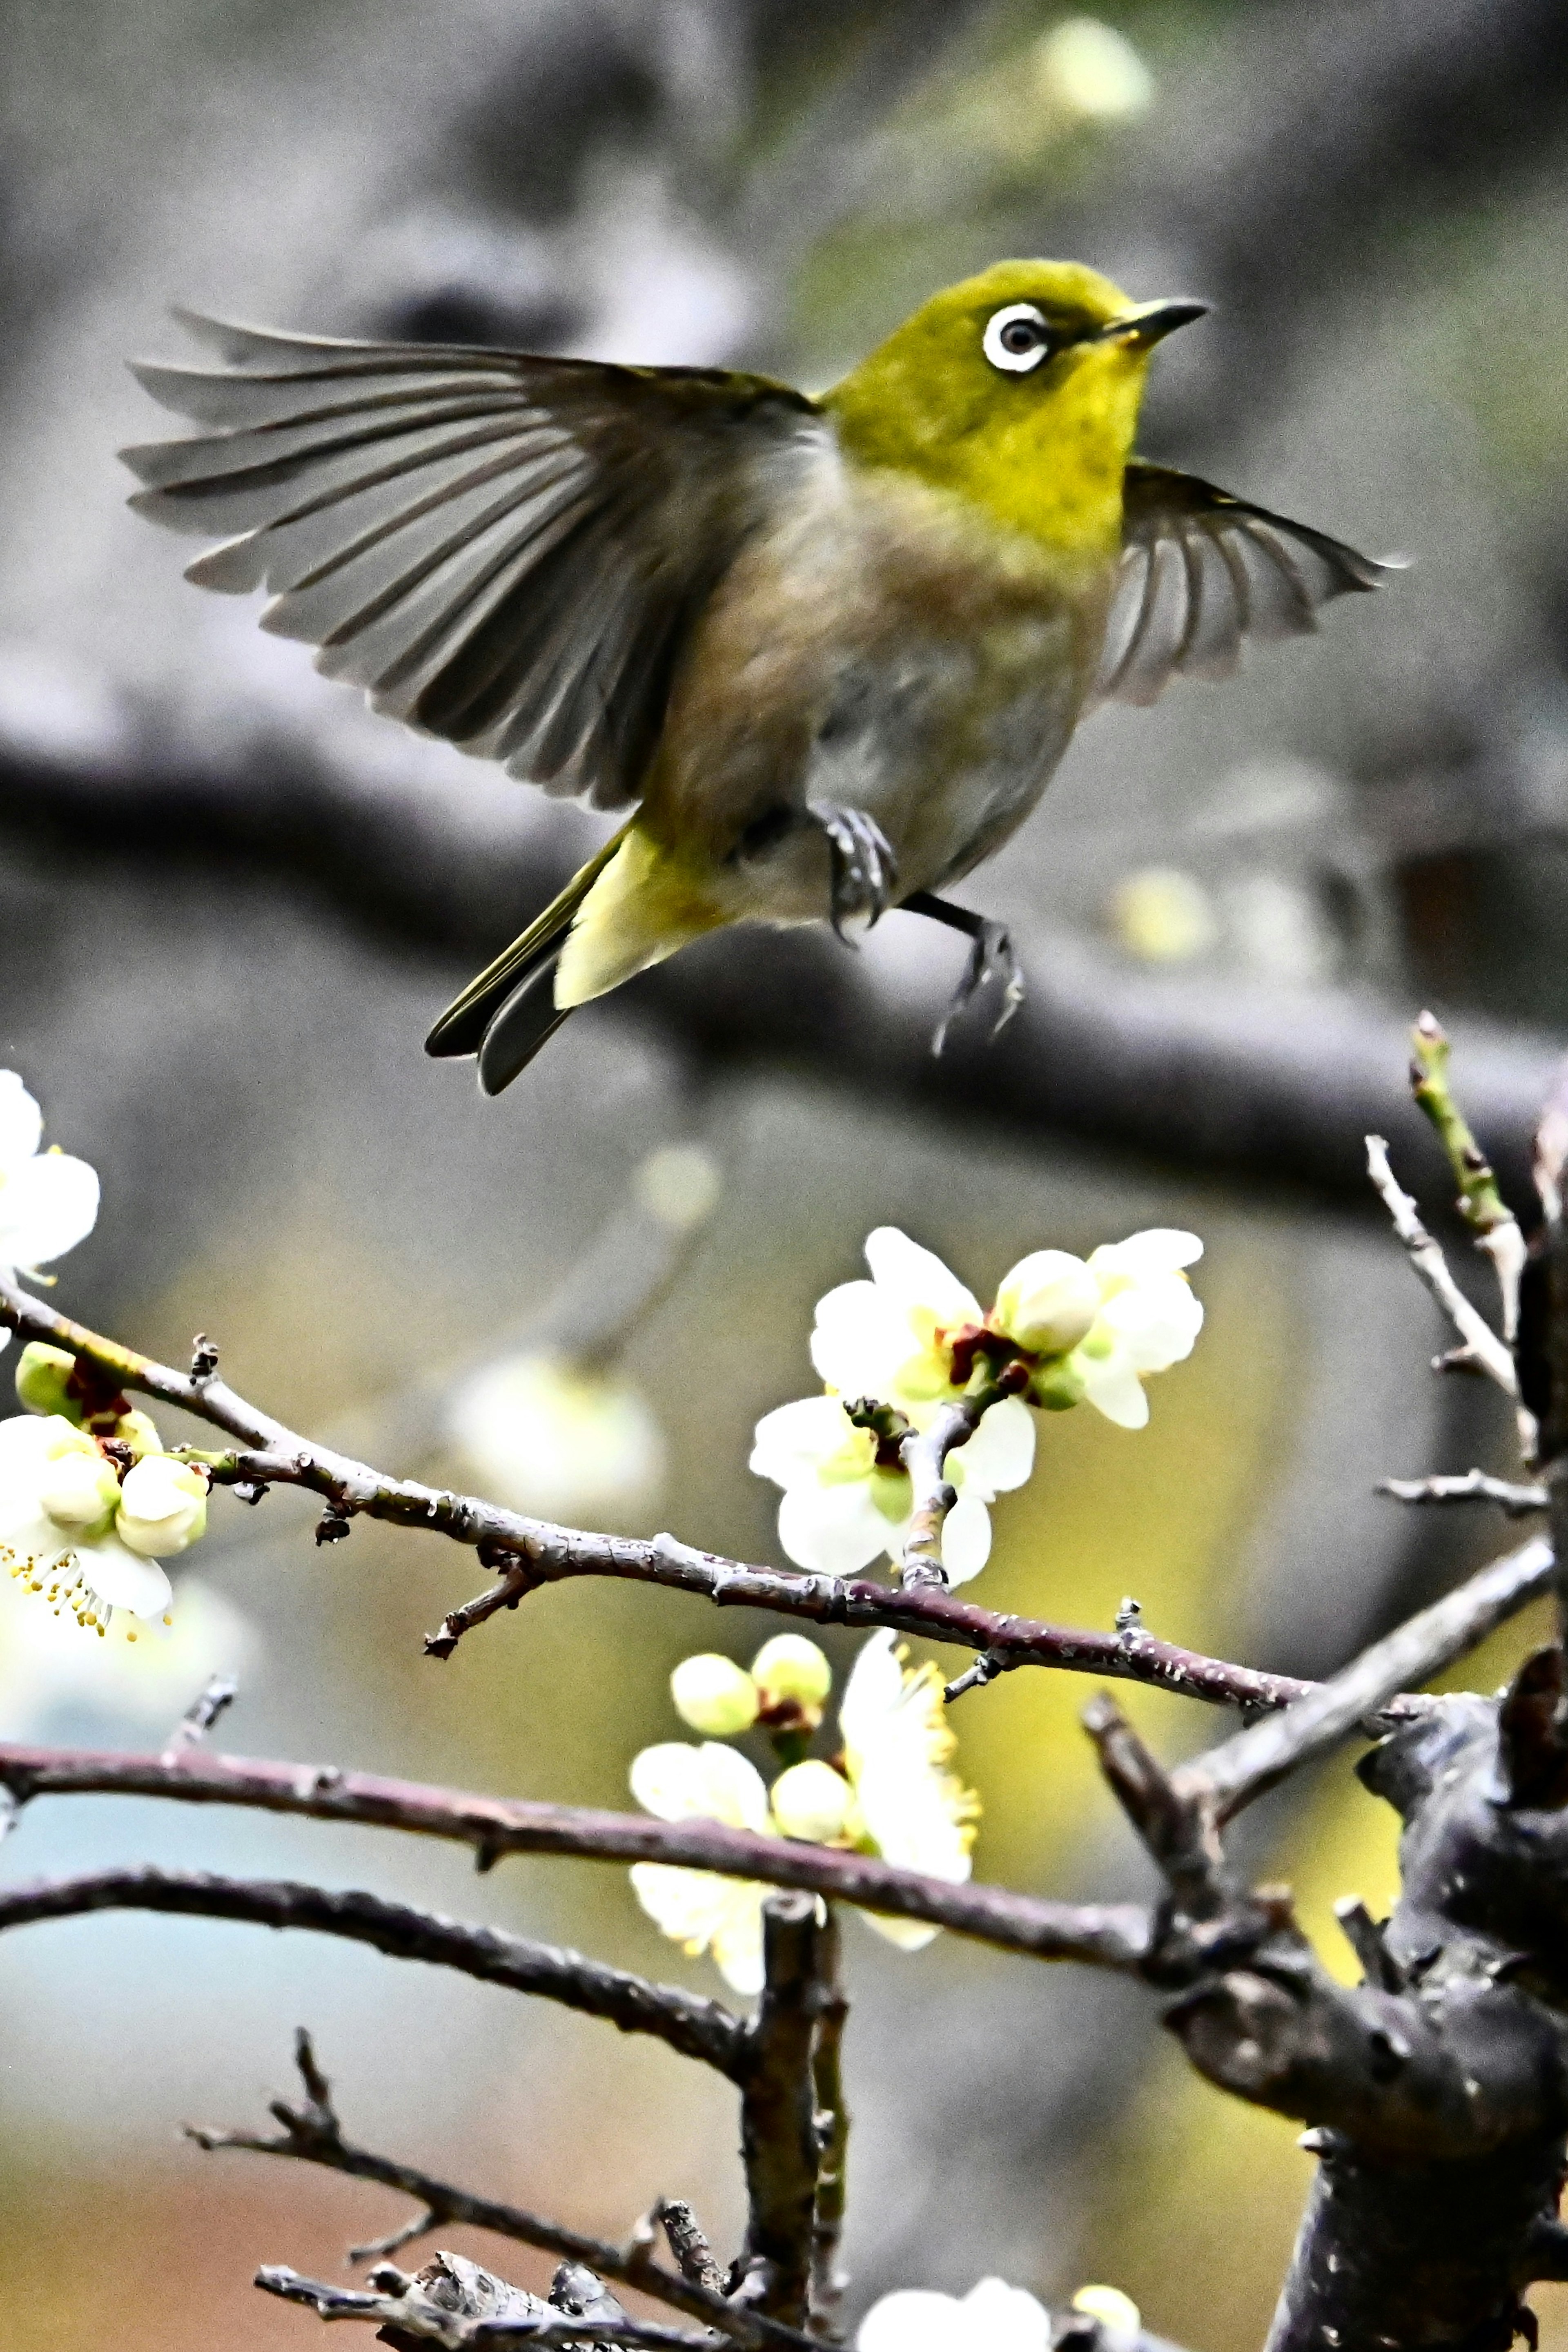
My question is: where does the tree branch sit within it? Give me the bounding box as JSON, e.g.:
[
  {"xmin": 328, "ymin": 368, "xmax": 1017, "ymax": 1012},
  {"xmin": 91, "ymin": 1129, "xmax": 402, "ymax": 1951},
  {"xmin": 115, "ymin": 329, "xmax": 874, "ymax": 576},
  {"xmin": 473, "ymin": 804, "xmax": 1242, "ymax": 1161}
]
[
  {"xmin": 0, "ymin": 1869, "xmax": 749, "ymax": 2075},
  {"xmin": 0, "ymin": 1269, "xmax": 1320, "ymax": 1713},
  {"xmin": 806, "ymin": 1913, "xmax": 848, "ymax": 2336},
  {"xmin": 256, "ymin": 2261, "xmax": 709, "ymax": 2352},
  {"xmin": 1179, "ymin": 1535, "xmax": 1555, "ymax": 1821},
  {"xmin": 0, "ymin": 1762, "xmax": 1152, "ymax": 1969},
  {"xmin": 733, "ymin": 1898, "xmax": 832, "ymax": 2329},
  {"xmin": 195, "ymin": 2032, "xmax": 813, "ymax": 2352}
]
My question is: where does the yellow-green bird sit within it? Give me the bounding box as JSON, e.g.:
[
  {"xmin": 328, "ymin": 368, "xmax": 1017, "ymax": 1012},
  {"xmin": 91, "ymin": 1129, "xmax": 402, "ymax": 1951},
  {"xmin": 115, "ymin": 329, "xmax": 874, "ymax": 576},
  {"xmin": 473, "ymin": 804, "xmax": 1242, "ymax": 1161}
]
[{"xmin": 122, "ymin": 260, "xmax": 1391, "ymax": 1092}]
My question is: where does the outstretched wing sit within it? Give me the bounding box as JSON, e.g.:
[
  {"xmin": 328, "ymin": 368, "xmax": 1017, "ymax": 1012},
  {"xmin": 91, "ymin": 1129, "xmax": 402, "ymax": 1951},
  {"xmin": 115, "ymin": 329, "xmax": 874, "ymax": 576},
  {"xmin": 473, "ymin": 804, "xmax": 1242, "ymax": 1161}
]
[
  {"xmin": 122, "ymin": 314, "xmax": 821, "ymax": 810},
  {"xmin": 1093, "ymin": 461, "xmax": 1397, "ymax": 710}
]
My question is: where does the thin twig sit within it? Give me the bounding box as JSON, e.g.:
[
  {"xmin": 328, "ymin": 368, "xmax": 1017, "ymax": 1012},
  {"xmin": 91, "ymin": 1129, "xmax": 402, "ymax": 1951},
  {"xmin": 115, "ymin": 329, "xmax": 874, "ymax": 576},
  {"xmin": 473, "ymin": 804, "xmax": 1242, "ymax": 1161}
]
[
  {"xmin": 196, "ymin": 2033, "xmax": 811, "ymax": 2352},
  {"xmin": 0, "ymin": 1779, "xmax": 1152, "ymax": 1969},
  {"xmin": 0, "ymin": 1869, "xmax": 749, "ymax": 2074},
  {"xmin": 898, "ymin": 1393, "xmax": 991, "ymax": 1590},
  {"xmin": 1180, "ymin": 1535, "xmax": 1555, "ymax": 1821},
  {"xmin": 160, "ymin": 1673, "xmax": 239, "ymax": 1763},
  {"xmin": 1410, "ymin": 1011, "xmax": 1528, "ymax": 1342},
  {"xmin": 0, "ymin": 1268, "xmax": 1313, "ymax": 1712},
  {"xmin": 1379, "ymin": 1470, "xmax": 1547, "ymax": 1516},
  {"xmin": 1365, "ymin": 1135, "xmax": 1518, "ymax": 1394}
]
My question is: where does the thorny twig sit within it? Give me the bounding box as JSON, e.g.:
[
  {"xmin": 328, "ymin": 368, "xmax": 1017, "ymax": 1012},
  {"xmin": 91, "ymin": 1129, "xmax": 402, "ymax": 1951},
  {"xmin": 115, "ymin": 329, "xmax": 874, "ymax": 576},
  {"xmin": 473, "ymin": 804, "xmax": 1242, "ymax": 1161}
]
[
  {"xmin": 195, "ymin": 2033, "xmax": 815, "ymax": 2352},
  {"xmin": 1364, "ymin": 1135, "xmax": 1519, "ymax": 1394}
]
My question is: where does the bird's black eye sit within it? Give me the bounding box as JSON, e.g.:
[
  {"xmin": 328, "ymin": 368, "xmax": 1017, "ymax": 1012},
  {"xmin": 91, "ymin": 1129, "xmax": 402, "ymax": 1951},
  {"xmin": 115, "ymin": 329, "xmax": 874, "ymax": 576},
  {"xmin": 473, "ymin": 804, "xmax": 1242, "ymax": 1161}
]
[{"xmin": 983, "ymin": 303, "xmax": 1051, "ymax": 374}]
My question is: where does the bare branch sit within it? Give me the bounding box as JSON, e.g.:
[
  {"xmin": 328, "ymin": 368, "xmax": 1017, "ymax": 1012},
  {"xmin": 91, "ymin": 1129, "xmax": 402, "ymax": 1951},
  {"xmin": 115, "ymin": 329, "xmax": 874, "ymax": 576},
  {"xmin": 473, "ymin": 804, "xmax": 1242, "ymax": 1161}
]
[
  {"xmin": 734, "ymin": 1898, "xmax": 830, "ymax": 2328},
  {"xmin": 897, "ymin": 1392, "xmax": 995, "ymax": 1590},
  {"xmin": 256, "ymin": 2261, "xmax": 708, "ymax": 2351},
  {"xmin": 806, "ymin": 1914, "xmax": 849, "ymax": 2335},
  {"xmin": 1180, "ymin": 1536, "xmax": 1555, "ymax": 1821},
  {"xmin": 197, "ymin": 2033, "xmax": 811, "ymax": 2352},
  {"xmin": 1380, "ymin": 1470, "xmax": 1546, "ymax": 1515},
  {"xmin": 0, "ymin": 1761, "xmax": 1152, "ymax": 1968},
  {"xmin": 645, "ymin": 2204, "xmax": 726, "ymax": 2299},
  {"xmin": 0, "ymin": 1268, "xmax": 1312, "ymax": 1712},
  {"xmin": 1365, "ymin": 1135, "xmax": 1519, "ymax": 1394},
  {"xmin": 0, "ymin": 1870, "xmax": 749, "ymax": 2074}
]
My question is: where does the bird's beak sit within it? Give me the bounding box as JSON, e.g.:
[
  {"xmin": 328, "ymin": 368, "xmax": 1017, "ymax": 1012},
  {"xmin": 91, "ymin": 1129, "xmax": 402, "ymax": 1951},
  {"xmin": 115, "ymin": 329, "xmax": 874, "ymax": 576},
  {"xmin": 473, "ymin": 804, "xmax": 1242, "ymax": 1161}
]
[{"xmin": 1096, "ymin": 298, "xmax": 1209, "ymax": 349}]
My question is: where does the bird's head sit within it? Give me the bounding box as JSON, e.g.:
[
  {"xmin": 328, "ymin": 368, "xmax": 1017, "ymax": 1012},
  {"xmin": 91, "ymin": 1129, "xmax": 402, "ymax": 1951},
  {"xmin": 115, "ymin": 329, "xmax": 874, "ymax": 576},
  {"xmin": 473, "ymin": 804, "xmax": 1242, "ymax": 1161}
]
[{"xmin": 824, "ymin": 259, "xmax": 1206, "ymax": 562}]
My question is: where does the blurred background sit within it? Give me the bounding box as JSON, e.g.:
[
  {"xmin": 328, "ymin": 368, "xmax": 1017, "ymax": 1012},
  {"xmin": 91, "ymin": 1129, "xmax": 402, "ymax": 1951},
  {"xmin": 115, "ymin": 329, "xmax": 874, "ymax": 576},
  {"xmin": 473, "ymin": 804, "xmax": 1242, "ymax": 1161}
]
[{"xmin": 2, "ymin": 1, "xmax": 1568, "ymax": 2345}]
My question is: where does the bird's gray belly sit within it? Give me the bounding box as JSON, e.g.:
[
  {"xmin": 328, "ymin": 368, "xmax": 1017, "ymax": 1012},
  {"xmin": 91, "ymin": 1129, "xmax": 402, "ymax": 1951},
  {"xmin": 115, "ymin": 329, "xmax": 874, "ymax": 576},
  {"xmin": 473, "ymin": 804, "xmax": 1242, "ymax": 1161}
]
[{"xmin": 800, "ymin": 618, "xmax": 1079, "ymax": 896}]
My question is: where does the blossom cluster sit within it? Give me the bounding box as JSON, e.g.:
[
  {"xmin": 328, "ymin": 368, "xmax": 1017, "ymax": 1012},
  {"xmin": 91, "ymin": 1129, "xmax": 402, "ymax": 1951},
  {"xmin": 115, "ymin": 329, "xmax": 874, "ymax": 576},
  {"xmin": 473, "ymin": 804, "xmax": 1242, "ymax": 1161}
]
[
  {"xmin": 857, "ymin": 2278, "xmax": 1143, "ymax": 2352},
  {"xmin": 0, "ymin": 1072, "xmax": 208, "ymax": 1634},
  {"xmin": 751, "ymin": 1224, "xmax": 1203, "ymax": 1581},
  {"xmin": 629, "ymin": 1630, "xmax": 977, "ymax": 1993}
]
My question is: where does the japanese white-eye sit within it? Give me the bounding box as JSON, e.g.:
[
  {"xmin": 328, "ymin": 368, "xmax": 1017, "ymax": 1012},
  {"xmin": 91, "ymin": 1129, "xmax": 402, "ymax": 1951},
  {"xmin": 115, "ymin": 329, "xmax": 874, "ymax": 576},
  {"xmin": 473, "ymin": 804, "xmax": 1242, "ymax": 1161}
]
[{"xmin": 122, "ymin": 259, "xmax": 1392, "ymax": 1092}]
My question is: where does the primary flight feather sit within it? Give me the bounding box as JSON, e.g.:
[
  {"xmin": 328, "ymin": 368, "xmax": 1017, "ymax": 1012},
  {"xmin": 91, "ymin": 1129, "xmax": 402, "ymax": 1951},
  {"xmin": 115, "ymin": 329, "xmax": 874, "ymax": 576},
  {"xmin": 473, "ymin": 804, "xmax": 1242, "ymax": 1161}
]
[{"xmin": 122, "ymin": 260, "xmax": 1392, "ymax": 1092}]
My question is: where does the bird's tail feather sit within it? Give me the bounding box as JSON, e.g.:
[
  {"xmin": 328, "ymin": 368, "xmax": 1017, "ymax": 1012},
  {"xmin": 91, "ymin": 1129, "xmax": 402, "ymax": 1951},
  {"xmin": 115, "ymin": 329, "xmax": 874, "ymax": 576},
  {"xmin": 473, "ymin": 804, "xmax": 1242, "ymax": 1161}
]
[{"xmin": 423, "ymin": 823, "xmax": 632, "ymax": 1068}]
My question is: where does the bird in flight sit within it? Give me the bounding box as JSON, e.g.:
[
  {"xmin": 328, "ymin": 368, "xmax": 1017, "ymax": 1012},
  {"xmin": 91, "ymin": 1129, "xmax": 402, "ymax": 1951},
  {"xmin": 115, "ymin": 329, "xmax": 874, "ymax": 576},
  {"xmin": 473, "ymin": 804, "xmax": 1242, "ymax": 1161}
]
[{"xmin": 123, "ymin": 259, "xmax": 1392, "ymax": 1093}]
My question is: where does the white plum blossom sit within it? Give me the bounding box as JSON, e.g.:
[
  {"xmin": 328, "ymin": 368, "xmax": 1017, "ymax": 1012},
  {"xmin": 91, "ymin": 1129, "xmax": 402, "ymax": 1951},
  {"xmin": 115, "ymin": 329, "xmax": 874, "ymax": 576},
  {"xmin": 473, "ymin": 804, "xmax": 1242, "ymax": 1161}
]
[
  {"xmin": 811, "ymin": 1228, "xmax": 981, "ymax": 1407},
  {"xmin": 629, "ymin": 1632, "xmax": 978, "ymax": 1991},
  {"xmin": 629, "ymin": 1738, "xmax": 777, "ymax": 1995},
  {"xmin": 1056, "ymin": 1229, "xmax": 1205, "ymax": 1431},
  {"xmin": 0, "ymin": 1411, "xmax": 210, "ymax": 1634},
  {"xmin": 749, "ymin": 1391, "xmax": 1035, "ymax": 1583},
  {"xmin": 836, "ymin": 1630, "xmax": 977, "ymax": 1951},
  {"xmin": 0, "ymin": 1072, "xmax": 99, "ymax": 1315},
  {"xmin": 857, "ymin": 2277, "xmax": 1052, "ymax": 2352}
]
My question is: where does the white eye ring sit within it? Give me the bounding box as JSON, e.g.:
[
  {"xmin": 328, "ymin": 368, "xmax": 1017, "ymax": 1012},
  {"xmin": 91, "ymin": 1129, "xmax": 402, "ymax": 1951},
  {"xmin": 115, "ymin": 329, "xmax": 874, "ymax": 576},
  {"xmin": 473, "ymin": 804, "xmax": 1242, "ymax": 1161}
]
[{"xmin": 983, "ymin": 303, "xmax": 1050, "ymax": 374}]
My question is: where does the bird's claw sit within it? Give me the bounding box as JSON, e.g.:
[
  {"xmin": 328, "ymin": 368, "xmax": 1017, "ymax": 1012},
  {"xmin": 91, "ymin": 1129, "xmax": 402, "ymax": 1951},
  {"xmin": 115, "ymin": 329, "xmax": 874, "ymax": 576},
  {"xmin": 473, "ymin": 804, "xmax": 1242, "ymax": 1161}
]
[
  {"xmin": 808, "ymin": 801, "xmax": 898, "ymax": 943},
  {"xmin": 931, "ymin": 918, "xmax": 1025, "ymax": 1056}
]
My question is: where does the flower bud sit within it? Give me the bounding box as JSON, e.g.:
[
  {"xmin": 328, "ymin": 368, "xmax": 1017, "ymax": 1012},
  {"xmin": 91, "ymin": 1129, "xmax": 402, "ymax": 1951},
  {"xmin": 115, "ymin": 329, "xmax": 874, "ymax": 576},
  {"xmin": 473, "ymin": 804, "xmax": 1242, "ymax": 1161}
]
[
  {"xmin": 116, "ymin": 1455, "xmax": 208, "ymax": 1558},
  {"xmin": 751, "ymin": 1634, "xmax": 833, "ymax": 1712},
  {"xmin": 770, "ymin": 1759, "xmax": 853, "ymax": 1845},
  {"xmin": 111, "ymin": 1409, "xmax": 161, "ymax": 1460},
  {"xmin": 37, "ymin": 1445, "xmax": 121, "ymax": 1536},
  {"xmin": 993, "ymin": 1251, "xmax": 1100, "ymax": 1355},
  {"xmin": 1071, "ymin": 2286, "xmax": 1142, "ymax": 2352},
  {"xmin": 670, "ymin": 1653, "xmax": 760, "ymax": 1737},
  {"xmin": 14, "ymin": 1342, "xmax": 82, "ymax": 1422},
  {"xmin": 1028, "ymin": 1355, "xmax": 1087, "ymax": 1412}
]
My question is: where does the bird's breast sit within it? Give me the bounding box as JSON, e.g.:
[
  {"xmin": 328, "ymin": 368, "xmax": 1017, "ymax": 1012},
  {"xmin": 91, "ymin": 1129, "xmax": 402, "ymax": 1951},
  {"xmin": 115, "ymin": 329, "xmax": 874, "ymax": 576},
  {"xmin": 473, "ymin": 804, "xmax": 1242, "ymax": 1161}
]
[{"xmin": 645, "ymin": 456, "xmax": 1114, "ymax": 914}]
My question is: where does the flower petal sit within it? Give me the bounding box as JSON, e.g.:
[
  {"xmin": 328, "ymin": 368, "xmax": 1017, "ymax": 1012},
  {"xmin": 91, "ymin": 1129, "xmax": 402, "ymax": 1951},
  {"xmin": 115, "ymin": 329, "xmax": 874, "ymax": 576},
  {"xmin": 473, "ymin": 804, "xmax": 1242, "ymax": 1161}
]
[
  {"xmin": 1100, "ymin": 1276, "xmax": 1204, "ymax": 1373},
  {"xmin": 809, "ymin": 1281, "xmax": 911, "ymax": 1398},
  {"xmin": 863, "ymin": 1228, "xmax": 981, "ymax": 1326},
  {"xmin": 1090, "ymin": 1228, "xmax": 1203, "ymax": 1280},
  {"xmin": 946, "ymin": 1397, "xmax": 1035, "ymax": 1500},
  {"xmin": 0, "ymin": 1150, "xmax": 100, "ymax": 1269},
  {"xmin": 630, "ymin": 1740, "xmax": 772, "ymax": 1833},
  {"xmin": 629, "ymin": 1864, "xmax": 767, "ymax": 1995},
  {"xmin": 960, "ymin": 2278, "xmax": 1052, "ymax": 2352},
  {"xmin": 74, "ymin": 1534, "xmax": 173, "ymax": 1618},
  {"xmin": 777, "ymin": 1480, "xmax": 897, "ymax": 1578},
  {"xmin": 857, "ymin": 1908, "xmax": 941, "ymax": 1953},
  {"xmin": 937, "ymin": 1493, "xmax": 992, "ymax": 1585},
  {"xmin": 1078, "ymin": 1350, "xmax": 1150, "ymax": 1429},
  {"xmin": 749, "ymin": 1395, "xmax": 860, "ymax": 1487},
  {"xmin": 857, "ymin": 2288, "xmax": 967, "ymax": 2352},
  {"xmin": 0, "ymin": 1073, "xmax": 42, "ymax": 1174}
]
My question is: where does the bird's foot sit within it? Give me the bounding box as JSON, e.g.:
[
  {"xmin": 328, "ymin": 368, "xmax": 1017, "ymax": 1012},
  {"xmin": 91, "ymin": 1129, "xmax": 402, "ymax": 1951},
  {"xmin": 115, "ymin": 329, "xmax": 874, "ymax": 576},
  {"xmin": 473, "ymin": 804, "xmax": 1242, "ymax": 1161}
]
[
  {"xmin": 808, "ymin": 801, "xmax": 898, "ymax": 942},
  {"xmin": 904, "ymin": 891, "xmax": 1027, "ymax": 1055}
]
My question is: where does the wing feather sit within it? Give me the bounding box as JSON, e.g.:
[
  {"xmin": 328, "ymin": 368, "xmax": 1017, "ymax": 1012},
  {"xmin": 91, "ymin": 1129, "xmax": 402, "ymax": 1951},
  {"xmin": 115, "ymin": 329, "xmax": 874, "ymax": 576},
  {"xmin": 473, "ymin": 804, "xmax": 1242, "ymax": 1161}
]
[
  {"xmin": 123, "ymin": 315, "xmax": 820, "ymax": 809},
  {"xmin": 1094, "ymin": 462, "xmax": 1396, "ymax": 709}
]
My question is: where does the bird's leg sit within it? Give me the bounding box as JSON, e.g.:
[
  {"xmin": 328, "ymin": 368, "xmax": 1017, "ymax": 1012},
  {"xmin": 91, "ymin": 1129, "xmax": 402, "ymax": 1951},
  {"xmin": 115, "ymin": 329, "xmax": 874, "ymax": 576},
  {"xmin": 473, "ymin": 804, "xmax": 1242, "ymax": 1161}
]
[
  {"xmin": 903, "ymin": 890, "xmax": 1027, "ymax": 1055},
  {"xmin": 806, "ymin": 801, "xmax": 898, "ymax": 943}
]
